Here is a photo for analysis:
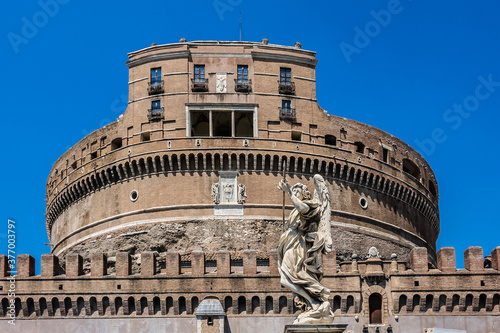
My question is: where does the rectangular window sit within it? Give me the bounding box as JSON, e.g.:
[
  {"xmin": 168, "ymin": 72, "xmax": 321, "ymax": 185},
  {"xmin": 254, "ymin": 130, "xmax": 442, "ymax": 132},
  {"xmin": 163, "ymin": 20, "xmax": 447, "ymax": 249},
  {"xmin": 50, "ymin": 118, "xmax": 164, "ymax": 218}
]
[
  {"xmin": 383, "ymin": 148, "xmax": 389, "ymax": 163},
  {"xmin": 189, "ymin": 108, "xmax": 255, "ymax": 138},
  {"xmin": 194, "ymin": 65, "xmax": 205, "ymax": 82},
  {"xmin": 237, "ymin": 65, "xmax": 248, "ymax": 83},
  {"xmin": 151, "ymin": 100, "xmax": 161, "ymax": 111},
  {"xmin": 280, "ymin": 67, "xmax": 291, "ymax": 84},
  {"xmin": 291, "ymin": 131, "xmax": 302, "ymax": 141},
  {"xmin": 282, "ymin": 99, "xmax": 291, "ymax": 110},
  {"xmin": 141, "ymin": 132, "xmax": 150, "ymax": 142},
  {"xmin": 151, "ymin": 68, "xmax": 161, "ymax": 85}
]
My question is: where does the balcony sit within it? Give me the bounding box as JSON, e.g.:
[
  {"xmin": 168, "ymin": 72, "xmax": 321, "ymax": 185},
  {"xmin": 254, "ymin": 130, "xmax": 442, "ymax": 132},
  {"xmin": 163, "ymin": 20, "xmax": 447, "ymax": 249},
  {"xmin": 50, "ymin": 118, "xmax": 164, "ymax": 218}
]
[
  {"xmin": 191, "ymin": 78, "xmax": 209, "ymax": 92},
  {"xmin": 148, "ymin": 107, "xmax": 164, "ymax": 121},
  {"xmin": 234, "ymin": 79, "xmax": 252, "ymax": 93},
  {"xmin": 147, "ymin": 81, "xmax": 164, "ymax": 95},
  {"xmin": 278, "ymin": 81, "xmax": 295, "ymax": 95},
  {"xmin": 279, "ymin": 107, "xmax": 296, "ymax": 121}
]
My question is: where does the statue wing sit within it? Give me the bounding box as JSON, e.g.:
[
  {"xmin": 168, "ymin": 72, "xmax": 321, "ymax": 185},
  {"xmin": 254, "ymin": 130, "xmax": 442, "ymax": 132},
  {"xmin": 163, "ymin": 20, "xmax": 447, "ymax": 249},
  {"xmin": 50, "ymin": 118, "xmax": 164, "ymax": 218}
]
[{"xmin": 313, "ymin": 174, "xmax": 333, "ymax": 254}]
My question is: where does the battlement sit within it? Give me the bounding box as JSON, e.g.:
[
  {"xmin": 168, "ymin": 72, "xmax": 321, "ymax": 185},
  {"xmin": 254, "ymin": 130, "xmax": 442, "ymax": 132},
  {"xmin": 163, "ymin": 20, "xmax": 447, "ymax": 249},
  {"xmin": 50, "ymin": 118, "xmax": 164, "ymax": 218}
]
[
  {"xmin": 1, "ymin": 247, "xmax": 499, "ymax": 321},
  {"xmin": 2, "ymin": 246, "xmax": 500, "ymax": 279}
]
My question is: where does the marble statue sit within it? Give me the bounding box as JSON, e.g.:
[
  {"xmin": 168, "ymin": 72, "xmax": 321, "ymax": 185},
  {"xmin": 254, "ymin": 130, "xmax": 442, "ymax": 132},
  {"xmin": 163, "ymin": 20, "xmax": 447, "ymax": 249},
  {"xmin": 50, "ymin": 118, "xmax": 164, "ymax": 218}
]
[
  {"xmin": 237, "ymin": 184, "xmax": 247, "ymax": 204},
  {"xmin": 211, "ymin": 183, "xmax": 220, "ymax": 204},
  {"xmin": 277, "ymin": 174, "xmax": 334, "ymax": 324}
]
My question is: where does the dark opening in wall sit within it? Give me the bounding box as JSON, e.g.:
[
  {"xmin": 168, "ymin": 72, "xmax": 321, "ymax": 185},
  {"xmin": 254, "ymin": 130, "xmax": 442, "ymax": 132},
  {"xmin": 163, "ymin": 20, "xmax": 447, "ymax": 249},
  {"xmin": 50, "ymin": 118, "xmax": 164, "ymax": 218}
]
[
  {"xmin": 325, "ymin": 135, "xmax": 337, "ymax": 146},
  {"xmin": 369, "ymin": 293, "xmax": 382, "ymax": 324},
  {"xmin": 141, "ymin": 132, "xmax": 151, "ymax": 142},
  {"xmin": 235, "ymin": 111, "xmax": 253, "ymax": 137},
  {"xmin": 90, "ymin": 152, "xmax": 97, "ymax": 160},
  {"xmin": 354, "ymin": 141, "xmax": 365, "ymax": 154},
  {"xmin": 291, "ymin": 131, "xmax": 301, "ymax": 141},
  {"xmin": 191, "ymin": 111, "xmax": 210, "ymax": 136},
  {"xmin": 213, "ymin": 112, "xmax": 231, "ymax": 137},
  {"xmin": 383, "ymin": 148, "xmax": 389, "ymax": 162},
  {"xmin": 403, "ymin": 158, "xmax": 420, "ymax": 180},
  {"xmin": 71, "ymin": 161, "xmax": 78, "ymax": 170},
  {"xmin": 111, "ymin": 138, "xmax": 123, "ymax": 150}
]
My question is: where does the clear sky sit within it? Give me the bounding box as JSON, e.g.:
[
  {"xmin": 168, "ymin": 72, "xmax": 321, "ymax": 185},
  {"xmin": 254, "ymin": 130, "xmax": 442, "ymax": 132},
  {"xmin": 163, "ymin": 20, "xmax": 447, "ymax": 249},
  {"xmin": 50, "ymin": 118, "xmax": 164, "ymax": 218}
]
[{"xmin": 1, "ymin": 0, "xmax": 499, "ymax": 270}]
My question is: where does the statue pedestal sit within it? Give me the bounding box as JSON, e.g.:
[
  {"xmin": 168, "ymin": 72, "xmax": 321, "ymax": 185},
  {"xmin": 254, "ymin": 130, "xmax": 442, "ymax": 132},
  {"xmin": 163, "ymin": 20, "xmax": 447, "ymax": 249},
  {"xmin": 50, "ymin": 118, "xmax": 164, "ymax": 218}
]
[{"xmin": 283, "ymin": 324, "xmax": 348, "ymax": 333}]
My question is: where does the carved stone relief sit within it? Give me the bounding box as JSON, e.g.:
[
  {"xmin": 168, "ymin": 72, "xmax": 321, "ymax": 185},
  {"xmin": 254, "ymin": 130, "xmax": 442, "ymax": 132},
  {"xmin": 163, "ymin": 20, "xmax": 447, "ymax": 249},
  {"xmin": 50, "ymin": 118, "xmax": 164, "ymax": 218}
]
[{"xmin": 216, "ymin": 73, "xmax": 227, "ymax": 93}]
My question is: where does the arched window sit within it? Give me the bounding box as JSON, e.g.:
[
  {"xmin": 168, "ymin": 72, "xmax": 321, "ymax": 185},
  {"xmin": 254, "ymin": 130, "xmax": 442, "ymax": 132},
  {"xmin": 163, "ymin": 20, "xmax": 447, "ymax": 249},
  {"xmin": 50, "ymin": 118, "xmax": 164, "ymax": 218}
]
[
  {"xmin": 224, "ymin": 296, "xmax": 233, "ymax": 313},
  {"xmin": 325, "ymin": 135, "xmax": 337, "ymax": 146},
  {"xmin": 251, "ymin": 296, "xmax": 260, "ymax": 314},
  {"xmin": 369, "ymin": 293, "xmax": 382, "ymax": 324},
  {"xmin": 140, "ymin": 297, "xmax": 148, "ymax": 315},
  {"xmin": 152, "ymin": 297, "xmax": 160, "ymax": 315},
  {"xmin": 279, "ymin": 296, "xmax": 287, "ymax": 314},
  {"xmin": 39, "ymin": 298, "xmax": 47, "ymax": 317},
  {"xmin": 333, "ymin": 296, "xmax": 341, "ymax": 314},
  {"xmin": 238, "ymin": 296, "xmax": 246, "ymax": 314},
  {"xmin": 102, "ymin": 297, "xmax": 110, "ymax": 316},
  {"xmin": 191, "ymin": 297, "xmax": 199, "ymax": 314},
  {"xmin": 89, "ymin": 297, "xmax": 98, "ymax": 316},
  {"xmin": 265, "ymin": 296, "xmax": 273, "ymax": 314},
  {"xmin": 166, "ymin": 297, "xmax": 173, "ymax": 315},
  {"xmin": 111, "ymin": 138, "xmax": 122, "ymax": 151},
  {"xmin": 398, "ymin": 295, "xmax": 407, "ymax": 313},
  {"xmin": 179, "ymin": 297, "xmax": 186, "ymax": 315}
]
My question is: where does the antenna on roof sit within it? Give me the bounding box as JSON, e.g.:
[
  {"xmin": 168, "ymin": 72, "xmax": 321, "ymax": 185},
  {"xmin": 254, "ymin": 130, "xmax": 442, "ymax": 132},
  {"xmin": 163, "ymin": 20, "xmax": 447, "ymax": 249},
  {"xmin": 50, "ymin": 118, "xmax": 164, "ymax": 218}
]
[{"xmin": 239, "ymin": 12, "xmax": 242, "ymax": 41}]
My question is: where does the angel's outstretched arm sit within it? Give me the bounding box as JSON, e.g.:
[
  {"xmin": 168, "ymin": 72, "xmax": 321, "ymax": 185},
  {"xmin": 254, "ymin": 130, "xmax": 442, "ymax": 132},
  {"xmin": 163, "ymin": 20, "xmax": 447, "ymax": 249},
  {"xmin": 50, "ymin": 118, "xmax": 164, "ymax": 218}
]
[{"xmin": 278, "ymin": 179, "xmax": 309, "ymax": 213}]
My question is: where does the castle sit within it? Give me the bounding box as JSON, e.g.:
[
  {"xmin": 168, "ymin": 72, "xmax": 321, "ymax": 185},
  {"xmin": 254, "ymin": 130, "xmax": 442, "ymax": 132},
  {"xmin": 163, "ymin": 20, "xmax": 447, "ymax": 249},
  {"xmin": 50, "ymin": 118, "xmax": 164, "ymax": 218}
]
[{"xmin": 0, "ymin": 39, "xmax": 498, "ymax": 333}]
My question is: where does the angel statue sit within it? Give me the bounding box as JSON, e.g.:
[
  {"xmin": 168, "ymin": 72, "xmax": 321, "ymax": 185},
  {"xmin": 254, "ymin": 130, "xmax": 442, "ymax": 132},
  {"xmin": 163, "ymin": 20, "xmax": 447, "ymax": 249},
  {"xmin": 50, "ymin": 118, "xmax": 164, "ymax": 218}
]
[{"xmin": 277, "ymin": 174, "xmax": 334, "ymax": 324}]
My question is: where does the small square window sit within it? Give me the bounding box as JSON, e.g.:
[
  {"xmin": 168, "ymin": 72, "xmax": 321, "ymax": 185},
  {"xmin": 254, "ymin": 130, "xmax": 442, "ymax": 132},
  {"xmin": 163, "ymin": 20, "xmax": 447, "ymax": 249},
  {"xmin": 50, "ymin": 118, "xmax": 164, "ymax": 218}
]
[
  {"xmin": 481, "ymin": 280, "xmax": 485, "ymax": 286},
  {"xmin": 59, "ymin": 284, "xmax": 63, "ymax": 290},
  {"xmin": 0, "ymin": 286, "xmax": 3, "ymax": 290},
  {"xmin": 90, "ymin": 152, "xmax": 98, "ymax": 160},
  {"xmin": 117, "ymin": 284, "xmax": 121, "ymax": 290},
  {"xmin": 141, "ymin": 132, "xmax": 151, "ymax": 142},
  {"xmin": 207, "ymin": 316, "xmax": 214, "ymax": 326},
  {"xmin": 194, "ymin": 65, "xmax": 205, "ymax": 82},
  {"xmin": 414, "ymin": 281, "xmax": 419, "ymax": 287},
  {"xmin": 291, "ymin": 131, "xmax": 302, "ymax": 141}
]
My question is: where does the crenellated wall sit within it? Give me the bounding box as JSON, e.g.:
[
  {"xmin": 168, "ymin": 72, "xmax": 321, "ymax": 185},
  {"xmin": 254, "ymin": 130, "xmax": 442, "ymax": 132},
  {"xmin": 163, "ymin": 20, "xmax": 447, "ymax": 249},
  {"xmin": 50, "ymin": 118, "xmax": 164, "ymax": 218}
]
[{"xmin": 1, "ymin": 246, "xmax": 499, "ymax": 323}]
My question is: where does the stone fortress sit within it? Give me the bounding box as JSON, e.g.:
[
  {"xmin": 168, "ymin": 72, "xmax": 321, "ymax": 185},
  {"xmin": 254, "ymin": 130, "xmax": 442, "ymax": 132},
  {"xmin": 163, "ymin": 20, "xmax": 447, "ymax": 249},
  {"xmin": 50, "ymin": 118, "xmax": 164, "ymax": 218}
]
[{"xmin": 0, "ymin": 39, "xmax": 498, "ymax": 333}]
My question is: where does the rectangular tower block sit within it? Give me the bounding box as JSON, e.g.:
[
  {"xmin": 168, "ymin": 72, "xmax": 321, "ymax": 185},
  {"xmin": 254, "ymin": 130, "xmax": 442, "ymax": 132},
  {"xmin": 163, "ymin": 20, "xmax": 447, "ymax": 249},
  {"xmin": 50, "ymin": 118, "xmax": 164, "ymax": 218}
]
[
  {"xmin": 464, "ymin": 246, "xmax": 484, "ymax": 271},
  {"xmin": 437, "ymin": 247, "xmax": 456, "ymax": 272},
  {"xmin": 410, "ymin": 247, "xmax": 428, "ymax": 272},
  {"xmin": 41, "ymin": 253, "xmax": 60, "ymax": 277}
]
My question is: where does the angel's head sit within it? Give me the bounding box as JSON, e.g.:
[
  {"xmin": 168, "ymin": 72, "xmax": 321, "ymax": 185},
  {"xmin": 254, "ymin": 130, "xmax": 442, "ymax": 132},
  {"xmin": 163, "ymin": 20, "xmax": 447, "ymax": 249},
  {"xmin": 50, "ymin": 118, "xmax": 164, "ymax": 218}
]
[{"xmin": 291, "ymin": 183, "xmax": 311, "ymax": 201}]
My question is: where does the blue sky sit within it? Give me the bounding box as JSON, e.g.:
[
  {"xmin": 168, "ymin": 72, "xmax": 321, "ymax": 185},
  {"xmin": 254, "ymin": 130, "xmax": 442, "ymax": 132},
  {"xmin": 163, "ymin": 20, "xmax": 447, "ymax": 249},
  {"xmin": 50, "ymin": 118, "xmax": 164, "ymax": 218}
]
[{"xmin": 0, "ymin": 0, "xmax": 499, "ymax": 270}]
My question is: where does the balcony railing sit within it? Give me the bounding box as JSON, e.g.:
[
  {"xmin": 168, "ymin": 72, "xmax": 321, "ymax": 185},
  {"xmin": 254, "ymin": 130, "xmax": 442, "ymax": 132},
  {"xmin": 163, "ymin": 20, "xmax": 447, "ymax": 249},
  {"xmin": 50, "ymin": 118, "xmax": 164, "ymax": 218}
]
[
  {"xmin": 234, "ymin": 79, "xmax": 252, "ymax": 93},
  {"xmin": 148, "ymin": 107, "xmax": 164, "ymax": 121},
  {"xmin": 191, "ymin": 78, "xmax": 209, "ymax": 92},
  {"xmin": 147, "ymin": 81, "xmax": 164, "ymax": 95},
  {"xmin": 278, "ymin": 81, "xmax": 295, "ymax": 95},
  {"xmin": 279, "ymin": 107, "xmax": 296, "ymax": 121}
]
